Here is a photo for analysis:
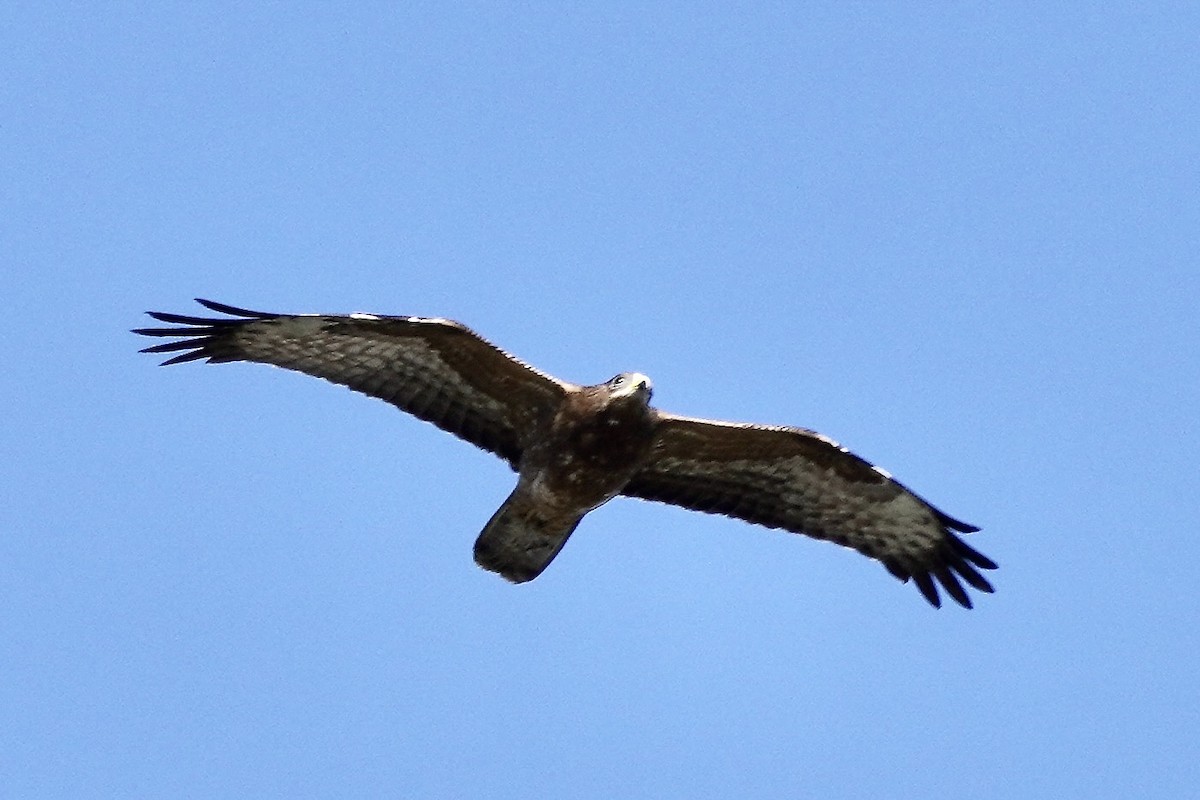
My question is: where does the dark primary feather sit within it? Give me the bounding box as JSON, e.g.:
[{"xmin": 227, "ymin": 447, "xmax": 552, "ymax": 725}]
[
  {"xmin": 134, "ymin": 299, "xmax": 573, "ymax": 467},
  {"xmin": 625, "ymin": 414, "xmax": 996, "ymax": 608}
]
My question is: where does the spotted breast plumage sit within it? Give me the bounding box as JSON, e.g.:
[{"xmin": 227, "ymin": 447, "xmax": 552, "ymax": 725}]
[{"xmin": 134, "ymin": 299, "xmax": 997, "ymax": 608}]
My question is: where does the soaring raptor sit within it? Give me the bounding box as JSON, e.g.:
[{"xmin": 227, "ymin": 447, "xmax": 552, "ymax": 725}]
[{"xmin": 134, "ymin": 299, "xmax": 996, "ymax": 608}]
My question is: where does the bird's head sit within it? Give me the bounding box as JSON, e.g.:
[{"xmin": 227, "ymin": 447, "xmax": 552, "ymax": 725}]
[{"xmin": 604, "ymin": 372, "xmax": 653, "ymax": 405}]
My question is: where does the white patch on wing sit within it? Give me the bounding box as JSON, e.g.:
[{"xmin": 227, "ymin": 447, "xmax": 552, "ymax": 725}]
[
  {"xmin": 404, "ymin": 316, "xmax": 456, "ymax": 326},
  {"xmin": 350, "ymin": 312, "xmax": 380, "ymax": 320}
]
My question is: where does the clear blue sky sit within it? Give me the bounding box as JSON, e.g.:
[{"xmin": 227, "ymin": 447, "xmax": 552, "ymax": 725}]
[{"xmin": 4, "ymin": 4, "xmax": 1198, "ymax": 797}]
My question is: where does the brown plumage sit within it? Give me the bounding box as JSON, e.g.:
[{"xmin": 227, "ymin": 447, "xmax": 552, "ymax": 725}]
[{"xmin": 134, "ymin": 299, "xmax": 997, "ymax": 608}]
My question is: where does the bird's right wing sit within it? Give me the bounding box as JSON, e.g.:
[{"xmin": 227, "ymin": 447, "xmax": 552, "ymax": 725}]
[{"xmin": 134, "ymin": 299, "xmax": 575, "ymax": 468}]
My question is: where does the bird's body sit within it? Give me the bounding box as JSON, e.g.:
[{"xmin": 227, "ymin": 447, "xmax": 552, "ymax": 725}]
[
  {"xmin": 135, "ymin": 299, "xmax": 997, "ymax": 608},
  {"xmin": 476, "ymin": 373, "xmax": 657, "ymax": 582}
]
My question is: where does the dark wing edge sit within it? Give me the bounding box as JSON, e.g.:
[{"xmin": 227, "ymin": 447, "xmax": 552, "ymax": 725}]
[
  {"xmin": 622, "ymin": 414, "xmax": 997, "ymax": 609},
  {"xmin": 133, "ymin": 298, "xmax": 574, "ymax": 468},
  {"xmin": 133, "ymin": 298, "xmax": 278, "ymax": 365},
  {"xmin": 883, "ymin": 518, "xmax": 997, "ymax": 610}
]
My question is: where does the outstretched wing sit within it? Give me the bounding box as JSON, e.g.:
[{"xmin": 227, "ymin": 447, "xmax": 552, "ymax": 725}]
[
  {"xmin": 622, "ymin": 413, "xmax": 996, "ymax": 608},
  {"xmin": 133, "ymin": 299, "xmax": 574, "ymax": 468}
]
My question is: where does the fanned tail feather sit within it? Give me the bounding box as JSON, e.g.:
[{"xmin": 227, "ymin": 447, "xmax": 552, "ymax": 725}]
[{"xmin": 473, "ymin": 489, "xmax": 582, "ymax": 583}]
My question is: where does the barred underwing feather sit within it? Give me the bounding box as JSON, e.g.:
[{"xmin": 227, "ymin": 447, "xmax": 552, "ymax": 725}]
[{"xmin": 134, "ymin": 299, "xmax": 573, "ymax": 468}]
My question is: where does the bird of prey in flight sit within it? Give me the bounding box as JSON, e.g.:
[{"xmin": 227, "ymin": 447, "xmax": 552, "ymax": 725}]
[{"xmin": 135, "ymin": 299, "xmax": 996, "ymax": 608}]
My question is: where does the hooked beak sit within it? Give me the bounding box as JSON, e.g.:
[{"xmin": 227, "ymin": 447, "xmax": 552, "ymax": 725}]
[{"xmin": 621, "ymin": 372, "xmax": 653, "ymax": 401}]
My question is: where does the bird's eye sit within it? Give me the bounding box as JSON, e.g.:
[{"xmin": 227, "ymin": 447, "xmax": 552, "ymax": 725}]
[{"xmin": 611, "ymin": 375, "xmax": 625, "ymax": 387}]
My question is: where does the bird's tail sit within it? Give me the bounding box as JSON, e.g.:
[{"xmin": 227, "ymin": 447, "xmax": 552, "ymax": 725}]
[{"xmin": 474, "ymin": 489, "xmax": 583, "ymax": 583}]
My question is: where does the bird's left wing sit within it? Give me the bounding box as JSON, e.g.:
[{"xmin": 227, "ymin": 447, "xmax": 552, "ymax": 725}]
[
  {"xmin": 621, "ymin": 413, "xmax": 996, "ymax": 608},
  {"xmin": 134, "ymin": 299, "xmax": 575, "ymax": 468}
]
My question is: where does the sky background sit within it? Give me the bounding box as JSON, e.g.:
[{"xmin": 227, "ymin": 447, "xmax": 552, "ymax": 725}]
[{"xmin": 3, "ymin": 3, "xmax": 1198, "ymax": 797}]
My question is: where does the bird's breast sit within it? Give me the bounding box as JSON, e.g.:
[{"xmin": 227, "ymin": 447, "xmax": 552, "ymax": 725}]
[{"xmin": 520, "ymin": 408, "xmax": 656, "ymax": 511}]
